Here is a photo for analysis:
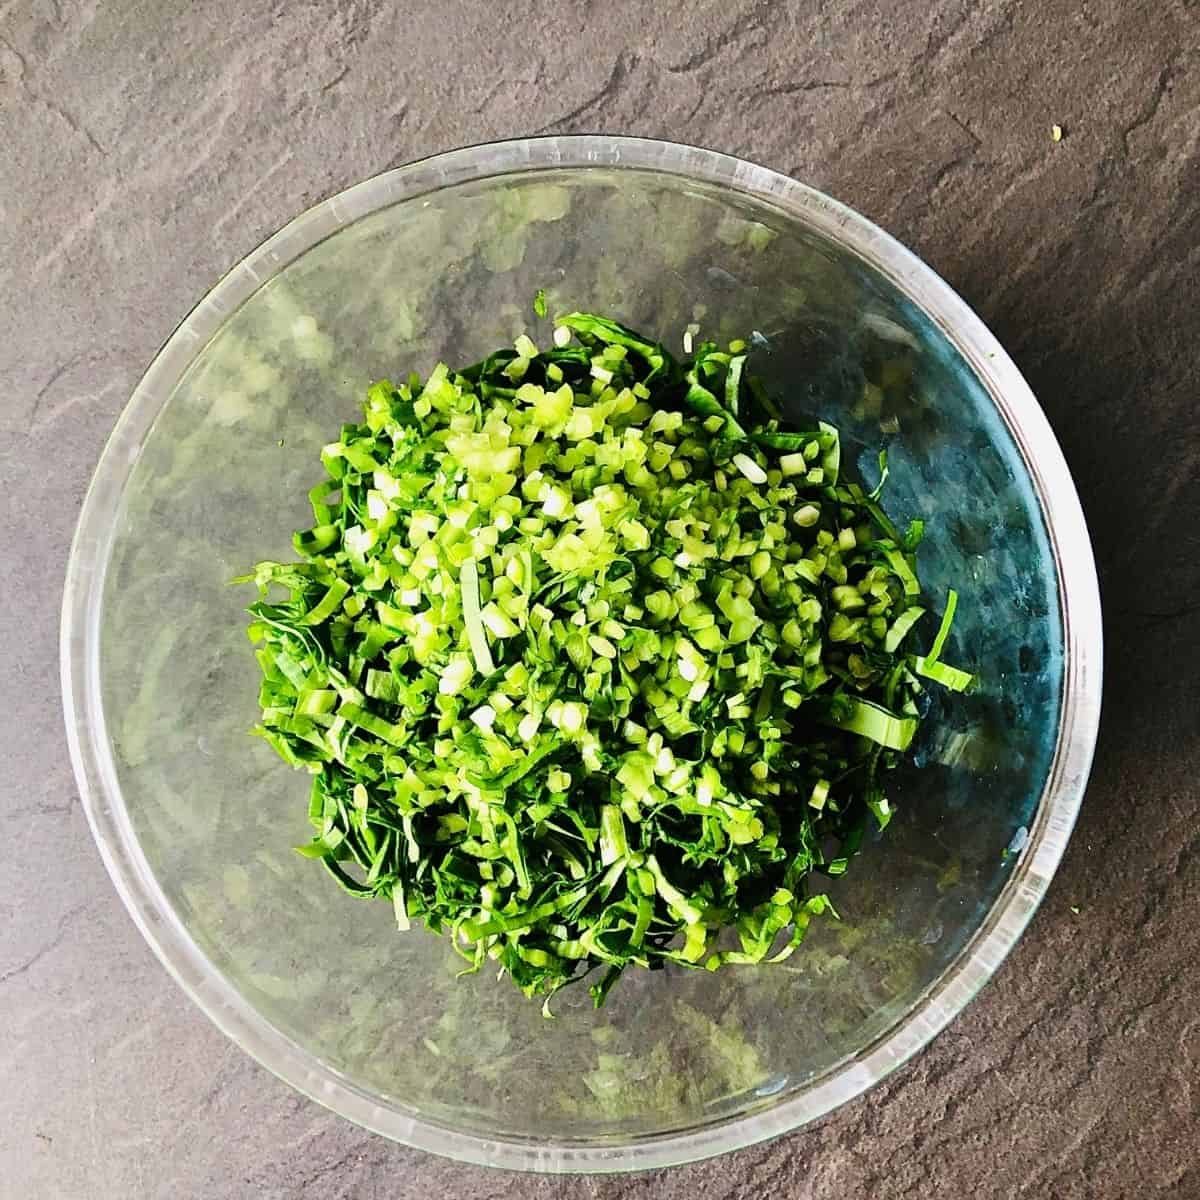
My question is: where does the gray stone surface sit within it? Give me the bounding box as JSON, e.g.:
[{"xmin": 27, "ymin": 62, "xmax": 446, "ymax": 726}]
[{"xmin": 1, "ymin": 0, "xmax": 1197, "ymax": 1196}]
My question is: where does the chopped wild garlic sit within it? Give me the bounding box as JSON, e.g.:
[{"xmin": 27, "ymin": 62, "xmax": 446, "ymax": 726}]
[{"xmin": 237, "ymin": 309, "xmax": 973, "ymax": 1008}]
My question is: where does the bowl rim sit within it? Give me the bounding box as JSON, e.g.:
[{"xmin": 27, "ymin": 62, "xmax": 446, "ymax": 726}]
[{"xmin": 60, "ymin": 134, "xmax": 1103, "ymax": 1173}]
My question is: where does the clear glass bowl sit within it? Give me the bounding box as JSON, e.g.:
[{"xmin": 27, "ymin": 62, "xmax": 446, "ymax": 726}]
[{"xmin": 61, "ymin": 137, "xmax": 1102, "ymax": 1172}]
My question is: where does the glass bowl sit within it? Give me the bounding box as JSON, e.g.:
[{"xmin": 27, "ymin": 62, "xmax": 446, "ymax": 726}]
[{"xmin": 61, "ymin": 137, "xmax": 1101, "ymax": 1172}]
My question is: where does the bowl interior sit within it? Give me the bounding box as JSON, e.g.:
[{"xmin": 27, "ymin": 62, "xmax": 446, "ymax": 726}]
[{"xmin": 92, "ymin": 163, "xmax": 1062, "ymax": 1152}]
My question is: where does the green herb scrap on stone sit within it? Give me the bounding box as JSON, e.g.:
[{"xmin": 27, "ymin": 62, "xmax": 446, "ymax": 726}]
[{"xmin": 236, "ymin": 308, "xmax": 973, "ymax": 1010}]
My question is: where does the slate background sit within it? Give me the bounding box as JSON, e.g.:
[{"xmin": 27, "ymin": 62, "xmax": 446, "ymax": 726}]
[{"xmin": 2, "ymin": 1, "xmax": 1198, "ymax": 1196}]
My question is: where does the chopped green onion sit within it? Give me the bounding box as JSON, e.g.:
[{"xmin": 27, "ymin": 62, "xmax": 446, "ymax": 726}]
[
  {"xmin": 731, "ymin": 452, "xmax": 767, "ymax": 485},
  {"xmin": 239, "ymin": 308, "xmax": 972, "ymax": 1011}
]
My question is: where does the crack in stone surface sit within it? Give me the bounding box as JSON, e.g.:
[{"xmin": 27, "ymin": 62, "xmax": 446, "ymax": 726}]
[
  {"xmin": 0, "ymin": 905, "xmax": 87, "ymax": 987},
  {"xmin": 0, "ymin": 32, "xmax": 106, "ymax": 155},
  {"xmin": 533, "ymin": 50, "xmax": 639, "ymax": 134}
]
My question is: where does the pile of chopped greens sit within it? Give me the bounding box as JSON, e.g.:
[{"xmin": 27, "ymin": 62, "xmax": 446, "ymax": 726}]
[{"xmin": 238, "ymin": 307, "xmax": 972, "ymax": 1009}]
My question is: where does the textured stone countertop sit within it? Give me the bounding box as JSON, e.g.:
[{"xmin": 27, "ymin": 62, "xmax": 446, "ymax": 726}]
[{"xmin": 2, "ymin": 2, "xmax": 1198, "ymax": 1197}]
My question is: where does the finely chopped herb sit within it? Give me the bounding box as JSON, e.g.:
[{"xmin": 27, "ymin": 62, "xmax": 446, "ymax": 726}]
[{"xmin": 237, "ymin": 310, "xmax": 972, "ymax": 1009}]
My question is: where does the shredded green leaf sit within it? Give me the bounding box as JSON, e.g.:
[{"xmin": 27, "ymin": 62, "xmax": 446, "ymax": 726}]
[
  {"xmin": 924, "ymin": 588, "xmax": 958, "ymax": 666},
  {"xmin": 818, "ymin": 696, "xmax": 918, "ymax": 751},
  {"xmin": 913, "ymin": 656, "xmax": 974, "ymax": 692},
  {"xmin": 239, "ymin": 310, "xmax": 974, "ymax": 1008},
  {"xmin": 459, "ymin": 558, "xmax": 495, "ymax": 679}
]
